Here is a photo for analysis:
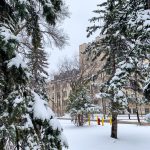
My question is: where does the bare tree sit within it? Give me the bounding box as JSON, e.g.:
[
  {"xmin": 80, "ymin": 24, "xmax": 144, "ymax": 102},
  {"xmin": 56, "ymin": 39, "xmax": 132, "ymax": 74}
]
[{"xmin": 51, "ymin": 55, "xmax": 100, "ymax": 124}]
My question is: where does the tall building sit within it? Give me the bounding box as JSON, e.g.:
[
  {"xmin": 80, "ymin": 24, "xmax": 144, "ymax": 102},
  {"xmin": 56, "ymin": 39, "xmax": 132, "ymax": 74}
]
[
  {"xmin": 47, "ymin": 37, "xmax": 109, "ymax": 116},
  {"xmin": 47, "ymin": 37, "xmax": 150, "ymax": 116}
]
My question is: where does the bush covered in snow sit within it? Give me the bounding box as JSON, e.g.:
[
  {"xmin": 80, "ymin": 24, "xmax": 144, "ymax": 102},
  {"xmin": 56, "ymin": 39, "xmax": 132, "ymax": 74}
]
[{"xmin": 145, "ymin": 113, "xmax": 150, "ymax": 123}]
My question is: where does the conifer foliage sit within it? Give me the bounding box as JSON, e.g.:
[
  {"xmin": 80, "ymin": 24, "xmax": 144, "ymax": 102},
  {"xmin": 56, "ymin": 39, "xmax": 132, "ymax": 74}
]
[
  {"xmin": 0, "ymin": 0, "xmax": 68, "ymax": 149},
  {"xmin": 86, "ymin": 0, "xmax": 150, "ymax": 138},
  {"xmin": 67, "ymin": 85, "xmax": 93, "ymax": 126}
]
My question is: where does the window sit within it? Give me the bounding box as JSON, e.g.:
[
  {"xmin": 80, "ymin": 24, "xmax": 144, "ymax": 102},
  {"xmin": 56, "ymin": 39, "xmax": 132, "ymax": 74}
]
[
  {"xmin": 56, "ymin": 84, "xmax": 60, "ymax": 90},
  {"xmin": 58, "ymin": 100, "xmax": 61, "ymax": 106},
  {"xmin": 145, "ymin": 108, "xmax": 149, "ymax": 114},
  {"xmin": 52, "ymin": 93, "xmax": 54, "ymax": 99},
  {"xmin": 57, "ymin": 92, "xmax": 60, "ymax": 100},
  {"xmin": 63, "ymin": 82, "xmax": 67, "ymax": 88},
  {"xmin": 63, "ymin": 91, "xmax": 67, "ymax": 97},
  {"xmin": 63, "ymin": 100, "xmax": 68, "ymax": 106},
  {"xmin": 52, "ymin": 85, "xmax": 54, "ymax": 90}
]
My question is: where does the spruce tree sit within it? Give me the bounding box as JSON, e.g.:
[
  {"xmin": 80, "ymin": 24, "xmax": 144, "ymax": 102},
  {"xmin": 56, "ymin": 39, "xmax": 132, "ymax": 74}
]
[
  {"xmin": 86, "ymin": 0, "xmax": 150, "ymax": 138},
  {"xmin": 124, "ymin": 0, "xmax": 150, "ymax": 123},
  {"xmin": 67, "ymin": 85, "xmax": 93, "ymax": 126},
  {"xmin": 0, "ymin": 0, "xmax": 68, "ymax": 149},
  {"xmin": 86, "ymin": 0, "xmax": 129, "ymax": 139}
]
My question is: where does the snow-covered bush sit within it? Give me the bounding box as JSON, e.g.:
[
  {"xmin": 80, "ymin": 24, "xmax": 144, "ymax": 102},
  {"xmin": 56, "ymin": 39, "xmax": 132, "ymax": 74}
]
[
  {"xmin": 145, "ymin": 113, "xmax": 150, "ymax": 123},
  {"xmin": 67, "ymin": 87, "xmax": 97, "ymax": 126}
]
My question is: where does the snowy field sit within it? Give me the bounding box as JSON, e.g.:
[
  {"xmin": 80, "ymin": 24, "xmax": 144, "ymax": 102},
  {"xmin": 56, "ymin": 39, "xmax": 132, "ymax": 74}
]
[
  {"xmin": 60, "ymin": 120, "xmax": 150, "ymax": 150},
  {"xmin": 60, "ymin": 114, "xmax": 146, "ymax": 124}
]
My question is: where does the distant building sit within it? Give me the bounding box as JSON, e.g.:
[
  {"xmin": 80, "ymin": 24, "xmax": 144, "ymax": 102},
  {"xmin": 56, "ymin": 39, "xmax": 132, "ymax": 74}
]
[
  {"xmin": 47, "ymin": 37, "xmax": 109, "ymax": 116},
  {"xmin": 47, "ymin": 37, "xmax": 150, "ymax": 116},
  {"xmin": 47, "ymin": 69, "xmax": 79, "ymax": 116}
]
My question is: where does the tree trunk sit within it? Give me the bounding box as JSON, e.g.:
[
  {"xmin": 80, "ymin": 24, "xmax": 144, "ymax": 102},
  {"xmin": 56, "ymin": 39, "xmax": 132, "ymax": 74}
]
[
  {"xmin": 78, "ymin": 114, "xmax": 81, "ymax": 126},
  {"xmin": 111, "ymin": 112, "xmax": 118, "ymax": 139},
  {"xmin": 128, "ymin": 114, "xmax": 130, "ymax": 120},
  {"xmin": 77, "ymin": 114, "xmax": 84, "ymax": 126},
  {"xmin": 102, "ymin": 98, "xmax": 106, "ymax": 119},
  {"xmin": 134, "ymin": 64, "xmax": 141, "ymax": 125},
  {"xmin": 0, "ymin": 138, "xmax": 5, "ymax": 150},
  {"xmin": 127, "ymin": 106, "xmax": 131, "ymax": 120},
  {"xmin": 136, "ymin": 109, "xmax": 141, "ymax": 125},
  {"xmin": 16, "ymin": 127, "xmax": 19, "ymax": 150}
]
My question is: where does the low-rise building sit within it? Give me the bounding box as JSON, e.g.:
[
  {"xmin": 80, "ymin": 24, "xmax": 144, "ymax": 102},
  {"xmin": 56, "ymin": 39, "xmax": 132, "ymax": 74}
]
[{"xmin": 47, "ymin": 70, "xmax": 78, "ymax": 116}]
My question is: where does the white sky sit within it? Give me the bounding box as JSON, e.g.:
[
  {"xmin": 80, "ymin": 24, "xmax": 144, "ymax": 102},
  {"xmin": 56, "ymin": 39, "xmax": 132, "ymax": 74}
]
[{"xmin": 48, "ymin": 0, "xmax": 103, "ymax": 73}]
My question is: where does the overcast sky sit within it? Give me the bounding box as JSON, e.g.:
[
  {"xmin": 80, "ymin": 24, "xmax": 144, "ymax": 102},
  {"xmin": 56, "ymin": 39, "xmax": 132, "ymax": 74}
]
[{"xmin": 48, "ymin": 0, "xmax": 102, "ymax": 73}]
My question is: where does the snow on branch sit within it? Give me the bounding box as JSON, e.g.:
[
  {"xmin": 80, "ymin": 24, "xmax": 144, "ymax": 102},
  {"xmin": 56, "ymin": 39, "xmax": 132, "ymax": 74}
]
[{"xmin": 8, "ymin": 53, "xmax": 27, "ymax": 68}]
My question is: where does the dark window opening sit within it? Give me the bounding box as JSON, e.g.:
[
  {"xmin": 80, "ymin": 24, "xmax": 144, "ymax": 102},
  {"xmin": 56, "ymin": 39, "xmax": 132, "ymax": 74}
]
[
  {"xmin": 63, "ymin": 91, "xmax": 67, "ymax": 97},
  {"xmin": 145, "ymin": 108, "xmax": 149, "ymax": 114}
]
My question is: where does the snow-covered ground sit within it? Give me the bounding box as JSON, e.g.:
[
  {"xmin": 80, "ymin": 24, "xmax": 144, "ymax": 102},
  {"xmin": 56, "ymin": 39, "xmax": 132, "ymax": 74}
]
[
  {"xmin": 60, "ymin": 114, "xmax": 146, "ymax": 124},
  {"xmin": 60, "ymin": 120, "xmax": 150, "ymax": 150}
]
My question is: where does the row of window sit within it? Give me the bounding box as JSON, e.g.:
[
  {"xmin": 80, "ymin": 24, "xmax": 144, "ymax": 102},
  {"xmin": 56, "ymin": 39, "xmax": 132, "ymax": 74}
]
[
  {"xmin": 129, "ymin": 108, "xmax": 150, "ymax": 114},
  {"xmin": 53, "ymin": 100, "xmax": 68, "ymax": 107},
  {"xmin": 145, "ymin": 0, "xmax": 150, "ymax": 9},
  {"xmin": 51, "ymin": 82, "xmax": 69, "ymax": 91},
  {"xmin": 51, "ymin": 91, "xmax": 68, "ymax": 100}
]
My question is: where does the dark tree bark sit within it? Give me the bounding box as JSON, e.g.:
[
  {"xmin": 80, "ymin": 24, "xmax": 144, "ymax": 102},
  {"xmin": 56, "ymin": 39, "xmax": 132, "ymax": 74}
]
[
  {"xmin": 0, "ymin": 138, "xmax": 5, "ymax": 150},
  {"xmin": 136, "ymin": 108, "xmax": 141, "ymax": 125},
  {"xmin": 102, "ymin": 98, "xmax": 106, "ymax": 119},
  {"xmin": 78, "ymin": 114, "xmax": 81, "ymax": 126},
  {"xmin": 15, "ymin": 127, "xmax": 19, "ymax": 150},
  {"xmin": 134, "ymin": 64, "xmax": 141, "ymax": 125},
  {"xmin": 111, "ymin": 112, "xmax": 118, "ymax": 139},
  {"xmin": 77, "ymin": 114, "xmax": 84, "ymax": 126},
  {"xmin": 128, "ymin": 107, "xmax": 131, "ymax": 120},
  {"xmin": 128, "ymin": 114, "xmax": 131, "ymax": 120},
  {"xmin": 77, "ymin": 114, "xmax": 83, "ymax": 126}
]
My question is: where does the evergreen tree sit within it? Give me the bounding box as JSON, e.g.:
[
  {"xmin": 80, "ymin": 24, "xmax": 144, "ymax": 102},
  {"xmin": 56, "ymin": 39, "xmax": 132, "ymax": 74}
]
[
  {"xmin": 124, "ymin": 0, "xmax": 150, "ymax": 123},
  {"xmin": 86, "ymin": 0, "xmax": 129, "ymax": 139},
  {"xmin": 27, "ymin": 7, "xmax": 48, "ymax": 90},
  {"xmin": 86, "ymin": 0, "xmax": 150, "ymax": 138},
  {"xmin": 59, "ymin": 57, "xmax": 99, "ymax": 126},
  {"xmin": 67, "ymin": 85, "xmax": 93, "ymax": 126},
  {"xmin": 0, "ymin": 0, "xmax": 68, "ymax": 149}
]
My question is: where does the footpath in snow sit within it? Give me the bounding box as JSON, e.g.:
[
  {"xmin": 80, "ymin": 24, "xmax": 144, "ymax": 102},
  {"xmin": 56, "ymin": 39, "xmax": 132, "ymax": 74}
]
[{"xmin": 60, "ymin": 119, "xmax": 150, "ymax": 150}]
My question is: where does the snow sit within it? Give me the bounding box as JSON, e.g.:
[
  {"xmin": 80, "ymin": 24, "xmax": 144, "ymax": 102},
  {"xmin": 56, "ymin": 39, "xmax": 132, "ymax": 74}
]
[
  {"xmin": 49, "ymin": 118, "xmax": 62, "ymax": 130},
  {"xmin": 115, "ymin": 68, "xmax": 123, "ymax": 76},
  {"xmin": 24, "ymin": 114, "xmax": 33, "ymax": 128},
  {"xmin": 145, "ymin": 113, "xmax": 150, "ymax": 123},
  {"xmin": 116, "ymin": 90, "xmax": 124, "ymax": 97},
  {"xmin": 143, "ymin": 81, "xmax": 150, "ymax": 92},
  {"xmin": 61, "ymin": 114, "xmax": 71, "ymax": 119},
  {"xmin": 60, "ymin": 120, "xmax": 150, "ymax": 150},
  {"xmin": 32, "ymin": 92, "xmax": 52, "ymax": 120},
  {"xmin": 8, "ymin": 53, "xmax": 27, "ymax": 68},
  {"xmin": 110, "ymin": 76, "xmax": 120, "ymax": 82},
  {"xmin": 13, "ymin": 96, "xmax": 23, "ymax": 107},
  {"xmin": 95, "ymin": 93, "xmax": 110, "ymax": 98},
  {"xmin": 0, "ymin": 27, "xmax": 18, "ymax": 41},
  {"xmin": 60, "ymin": 132, "xmax": 69, "ymax": 149},
  {"xmin": 32, "ymin": 91, "xmax": 68, "ymax": 147},
  {"xmin": 60, "ymin": 114, "xmax": 146, "ymax": 121},
  {"xmin": 120, "ymin": 62, "xmax": 133, "ymax": 70}
]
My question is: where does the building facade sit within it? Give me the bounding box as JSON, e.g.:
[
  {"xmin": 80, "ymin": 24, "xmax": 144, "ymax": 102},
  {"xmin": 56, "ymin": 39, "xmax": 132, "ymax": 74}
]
[
  {"xmin": 47, "ymin": 37, "xmax": 150, "ymax": 116},
  {"xmin": 47, "ymin": 70, "xmax": 78, "ymax": 116}
]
